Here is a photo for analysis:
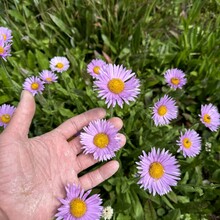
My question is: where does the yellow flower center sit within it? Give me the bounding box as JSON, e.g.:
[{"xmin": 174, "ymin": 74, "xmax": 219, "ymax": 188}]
[
  {"xmin": 107, "ymin": 78, "xmax": 125, "ymax": 94},
  {"xmin": 56, "ymin": 62, "xmax": 64, "ymax": 69},
  {"xmin": 149, "ymin": 162, "xmax": 164, "ymax": 179},
  {"xmin": 183, "ymin": 138, "xmax": 192, "ymax": 149},
  {"xmin": 2, "ymin": 34, "xmax": 7, "ymax": 41},
  {"xmin": 203, "ymin": 114, "xmax": 211, "ymax": 123},
  {"xmin": 171, "ymin": 77, "xmax": 180, "ymax": 85},
  {"xmin": 46, "ymin": 77, "xmax": 52, "ymax": 82},
  {"xmin": 93, "ymin": 66, "xmax": 100, "ymax": 74},
  {"xmin": 31, "ymin": 82, "xmax": 39, "ymax": 90},
  {"xmin": 157, "ymin": 105, "xmax": 167, "ymax": 116},
  {"xmin": 70, "ymin": 198, "xmax": 87, "ymax": 218},
  {"xmin": 93, "ymin": 133, "xmax": 109, "ymax": 148},
  {"xmin": 0, "ymin": 46, "xmax": 4, "ymax": 54},
  {"xmin": 1, "ymin": 114, "xmax": 11, "ymax": 123}
]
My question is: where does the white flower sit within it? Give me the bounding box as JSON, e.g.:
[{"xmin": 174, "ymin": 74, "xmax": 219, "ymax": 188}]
[{"xmin": 102, "ymin": 206, "xmax": 113, "ymax": 220}]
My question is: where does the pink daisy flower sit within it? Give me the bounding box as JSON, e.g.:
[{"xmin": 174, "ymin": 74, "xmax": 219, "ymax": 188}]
[
  {"xmin": 80, "ymin": 119, "xmax": 121, "ymax": 161},
  {"xmin": 177, "ymin": 129, "xmax": 202, "ymax": 157},
  {"xmin": 87, "ymin": 59, "xmax": 107, "ymax": 78},
  {"xmin": 152, "ymin": 95, "xmax": 178, "ymax": 126},
  {"xmin": 164, "ymin": 68, "xmax": 187, "ymax": 90},
  {"xmin": 0, "ymin": 104, "xmax": 16, "ymax": 128},
  {"xmin": 0, "ymin": 37, "xmax": 11, "ymax": 61},
  {"xmin": 136, "ymin": 147, "xmax": 181, "ymax": 196},
  {"xmin": 199, "ymin": 104, "xmax": 220, "ymax": 131},
  {"xmin": 23, "ymin": 76, "xmax": 45, "ymax": 96},
  {"xmin": 0, "ymin": 27, "xmax": 13, "ymax": 43},
  {"xmin": 55, "ymin": 184, "xmax": 103, "ymax": 220},
  {"xmin": 39, "ymin": 70, "xmax": 58, "ymax": 84},
  {"xmin": 50, "ymin": 56, "xmax": 70, "ymax": 73},
  {"xmin": 94, "ymin": 64, "xmax": 140, "ymax": 108},
  {"xmin": 200, "ymin": 104, "xmax": 220, "ymax": 132}
]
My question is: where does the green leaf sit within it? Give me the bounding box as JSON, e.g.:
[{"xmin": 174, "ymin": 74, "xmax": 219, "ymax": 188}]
[
  {"xmin": 27, "ymin": 50, "xmax": 36, "ymax": 69},
  {"xmin": 144, "ymin": 200, "xmax": 157, "ymax": 220},
  {"xmin": 35, "ymin": 49, "xmax": 49, "ymax": 70},
  {"xmin": 117, "ymin": 213, "xmax": 132, "ymax": 220},
  {"xmin": 101, "ymin": 34, "xmax": 117, "ymax": 54},
  {"xmin": 0, "ymin": 95, "xmax": 12, "ymax": 105},
  {"xmin": 161, "ymin": 196, "xmax": 174, "ymax": 209},
  {"xmin": 59, "ymin": 108, "xmax": 74, "ymax": 118},
  {"xmin": 163, "ymin": 209, "xmax": 181, "ymax": 220},
  {"xmin": 48, "ymin": 13, "xmax": 70, "ymax": 35}
]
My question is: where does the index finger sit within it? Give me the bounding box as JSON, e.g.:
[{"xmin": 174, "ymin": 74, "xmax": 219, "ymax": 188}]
[{"xmin": 53, "ymin": 108, "xmax": 106, "ymax": 139}]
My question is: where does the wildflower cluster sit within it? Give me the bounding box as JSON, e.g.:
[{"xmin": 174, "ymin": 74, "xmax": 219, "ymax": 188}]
[
  {"xmin": 0, "ymin": 27, "xmax": 12, "ymax": 61},
  {"xmin": 137, "ymin": 68, "xmax": 220, "ymax": 196},
  {"xmin": 1, "ymin": 24, "xmax": 219, "ymax": 219},
  {"xmin": 23, "ymin": 56, "xmax": 69, "ymax": 96}
]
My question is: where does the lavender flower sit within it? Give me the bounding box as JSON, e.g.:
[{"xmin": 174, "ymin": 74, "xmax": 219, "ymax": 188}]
[
  {"xmin": 164, "ymin": 68, "xmax": 187, "ymax": 90},
  {"xmin": 80, "ymin": 119, "xmax": 121, "ymax": 161},
  {"xmin": 50, "ymin": 56, "xmax": 70, "ymax": 73},
  {"xmin": 0, "ymin": 104, "xmax": 16, "ymax": 128},
  {"xmin": 87, "ymin": 59, "xmax": 107, "ymax": 78},
  {"xmin": 55, "ymin": 184, "xmax": 102, "ymax": 220},
  {"xmin": 94, "ymin": 64, "xmax": 140, "ymax": 108},
  {"xmin": 136, "ymin": 147, "xmax": 181, "ymax": 196},
  {"xmin": 152, "ymin": 95, "xmax": 178, "ymax": 126},
  {"xmin": 200, "ymin": 104, "xmax": 220, "ymax": 131},
  {"xmin": 23, "ymin": 76, "xmax": 45, "ymax": 96},
  {"xmin": 177, "ymin": 129, "xmax": 202, "ymax": 157}
]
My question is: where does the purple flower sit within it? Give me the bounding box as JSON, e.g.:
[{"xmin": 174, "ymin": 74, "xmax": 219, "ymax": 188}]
[
  {"xmin": 0, "ymin": 37, "xmax": 11, "ymax": 61},
  {"xmin": 94, "ymin": 64, "xmax": 140, "ymax": 108},
  {"xmin": 136, "ymin": 147, "xmax": 181, "ymax": 196},
  {"xmin": 55, "ymin": 184, "xmax": 103, "ymax": 220},
  {"xmin": 0, "ymin": 27, "xmax": 13, "ymax": 43},
  {"xmin": 23, "ymin": 76, "xmax": 45, "ymax": 96},
  {"xmin": 152, "ymin": 95, "xmax": 178, "ymax": 126},
  {"xmin": 0, "ymin": 104, "xmax": 16, "ymax": 128},
  {"xmin": 87, "ymin": 59, "xmax": 107, "ymax": 78},
  {"xmin": 200, "ymin": 104, "xmax": 220, "ymax": 132},
  {"xmin": 164, "ymin": 68, "xmax": 187, "ymax": 90},
  {"xmin": 39, "ymin": 70, "xmax": 58, "ymax": 84},
  {"xmin": 177, "ymin": 129, "xmax": 202, "ymax": 157},
  {"xmin": 50, "ymin": 56, "xmax": 70, "ymax": 73},
  {"xmin": 80, "ymin": 119, "xmax": 121, "ymax": 161}
]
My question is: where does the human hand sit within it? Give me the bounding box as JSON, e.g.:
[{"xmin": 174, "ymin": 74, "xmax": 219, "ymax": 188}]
[{"xmin": 0, "ymin": 91, "xmax": 126, "ymax": 220}]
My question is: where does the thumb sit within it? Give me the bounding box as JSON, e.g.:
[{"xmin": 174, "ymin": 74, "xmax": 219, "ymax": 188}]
[{"xmin": 4, "ymin": 90, "xmax": 36, "ymax": 137}]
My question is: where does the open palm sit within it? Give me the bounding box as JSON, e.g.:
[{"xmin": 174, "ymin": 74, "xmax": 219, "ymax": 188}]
[{"xmin": 0, "ymin": 91, "xmax": 126, "ymax": 220}]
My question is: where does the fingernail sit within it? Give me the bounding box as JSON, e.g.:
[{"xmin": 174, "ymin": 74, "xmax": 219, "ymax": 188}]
[{"xmin": 20, "ymin": 90, "xmax": 26, "ymax": 99}]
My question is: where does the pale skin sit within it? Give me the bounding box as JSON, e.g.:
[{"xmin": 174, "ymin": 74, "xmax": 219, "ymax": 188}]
[{"xmin": 0, "ymin": 91, "xmax": 126, "ymax": 220}]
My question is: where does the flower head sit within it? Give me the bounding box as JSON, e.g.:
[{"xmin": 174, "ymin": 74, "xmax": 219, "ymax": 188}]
[
  {"xmin": 177, "ymin": 129, "xmax": 202, "ymax": 157},
  {"xmin": 200, "ymin": 104, "xmax": 220, "ymax": 132},
  {"xmin": 55, "ymin": 184, "xmax": 102, "ymax": 220},
  {"xmin": 50, "ymin": 56, "xmax": 70, "ymax": 73},
  {"xmin": 87, "ymin": 59, "xmax": 107, "ymax": 78},
  {"xmin": 80, "ymin": 119, "xmax": 121, "ymax": 161},
  {"xmin": 136, "ymin": 147, "xmax": 181, "ymax": 196},
  {"xmin": 94, "ymin": 64, "xmax": 140, "ymax": 108},
  {"xmin": 23, "ymin": 76, "xmax": 45, "ymax": 96},
  {"xmin": 0, "ymin": 38, "xmax": 11, "ymax": 61},
  {"xmin": 102, "ymin": 206, "xmax": 114, "ymax": 220},
  {"xmin": 0, "ymin": 27, "xmax": 13, "ymax": 43},
  {"xmin": 39, "ymin": 70, "xmax": 58, "ymax": 84},
  {"xmin": 0, "ymin": 104, "xmax": 16, "ymax": 128},
  {"xmin": 152, "ymin": 95, "xmax": 178, "ymax": 126},
  {"xmin": 164, "ymin": 68, "xmax": 187, "ymax": 90}
]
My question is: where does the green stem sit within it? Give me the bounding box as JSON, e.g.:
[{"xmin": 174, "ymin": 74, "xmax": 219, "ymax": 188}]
[{"xmin": 110, "ymin": 106, "xmax": 114, "ymax": 117}]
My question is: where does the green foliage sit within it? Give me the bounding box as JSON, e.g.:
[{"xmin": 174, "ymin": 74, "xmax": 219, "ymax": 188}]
[{"xmin": 1, "ymin": 0, "xmax": 220, "ymax": 219}]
